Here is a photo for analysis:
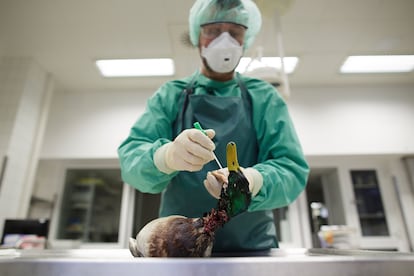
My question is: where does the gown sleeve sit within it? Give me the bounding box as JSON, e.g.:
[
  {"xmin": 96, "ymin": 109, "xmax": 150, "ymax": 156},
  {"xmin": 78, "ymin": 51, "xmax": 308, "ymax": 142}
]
[
  {"xmin": 117, "ymin": 81, "xmax": 185, "ymax": 193},
  {"xmin": 245, "ymin": 78, "xmax": 310, "ymax": 211}
]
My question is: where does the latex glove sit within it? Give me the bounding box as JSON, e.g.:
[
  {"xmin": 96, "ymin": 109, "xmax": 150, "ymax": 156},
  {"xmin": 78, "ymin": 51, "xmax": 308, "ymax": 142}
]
[
  {"xmin": 154, "ymin": 128, "xmax": 216, "ymax": 173},
  {"xmin": 203, "ymin": 167, "xmax": 263, "ymax": 199}
]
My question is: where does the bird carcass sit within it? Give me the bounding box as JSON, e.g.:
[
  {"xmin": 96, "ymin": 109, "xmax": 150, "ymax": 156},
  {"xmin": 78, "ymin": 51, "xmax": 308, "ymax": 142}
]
[{"xmin": 129, "ymin": 141, "xmax": 251, "ymax": 257}]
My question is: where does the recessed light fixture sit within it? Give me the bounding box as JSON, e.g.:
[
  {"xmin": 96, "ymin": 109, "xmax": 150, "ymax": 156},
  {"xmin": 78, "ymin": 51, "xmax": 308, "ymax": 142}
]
[
  {"xmin": 236, "ymin": 57, "xmax": 299, "ymax": 74},
  {"xmin": 95, "ymin": 58, "xmax": 175, "ymax": 77},
  {"xmin": 340, "ymin": 55, "xmax": 414, "ymax": 73}
]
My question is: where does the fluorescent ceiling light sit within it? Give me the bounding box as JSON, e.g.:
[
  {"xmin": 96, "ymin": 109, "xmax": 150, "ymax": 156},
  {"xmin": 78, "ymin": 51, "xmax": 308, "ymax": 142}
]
[
  {"xmin": 340, "ymin": 55, "xmax": 414, "ymax": 73},
  {"xmin": 236, "ymin": 57, "xmax": 298, "ymax": 74},
  {"xmin": 96, "ymin": 59, "xmax": 175, "ymax": 77}
]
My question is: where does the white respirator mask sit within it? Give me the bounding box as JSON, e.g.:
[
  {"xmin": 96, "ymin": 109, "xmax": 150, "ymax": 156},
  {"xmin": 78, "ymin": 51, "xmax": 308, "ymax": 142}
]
[{"xmin": 201, "ymin": 32, "xmax": 243, "ymax": 73}]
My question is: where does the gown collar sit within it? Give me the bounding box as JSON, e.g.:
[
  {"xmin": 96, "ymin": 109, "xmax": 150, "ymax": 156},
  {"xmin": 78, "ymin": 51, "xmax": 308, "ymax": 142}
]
[{"xmin": 195, "ymin": 70, "xmax": 239, "ymax": 89}]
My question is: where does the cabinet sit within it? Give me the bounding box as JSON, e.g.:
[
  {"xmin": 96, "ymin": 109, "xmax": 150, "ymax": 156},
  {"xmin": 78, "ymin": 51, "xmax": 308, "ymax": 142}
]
[
  {"xmin": 304, "ymin": 156, "xmax": 411, "ymax": 251},
  {"xmin": 57, "ymin": 169, "xmax": 123, "ymax": 243},
  {"xmin": 350, "ymin": 170, "xmax": 389, "ymax": 236}
]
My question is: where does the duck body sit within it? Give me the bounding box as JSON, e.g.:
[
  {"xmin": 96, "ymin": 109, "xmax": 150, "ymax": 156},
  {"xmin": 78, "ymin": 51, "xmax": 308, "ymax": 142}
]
[
  {"xmin": 129, "ymin": 210, "xmax": 228, "ymax": 257},
  {"xmin": 129, "ymin": 141, "xmax": 250, "ymax": 258}
]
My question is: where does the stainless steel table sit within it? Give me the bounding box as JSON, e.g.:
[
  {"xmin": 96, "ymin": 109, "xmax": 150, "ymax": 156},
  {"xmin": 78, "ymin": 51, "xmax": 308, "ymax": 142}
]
[{"xmin": 1, "ymin": 248, "xmax": 413, "ymax": 276}]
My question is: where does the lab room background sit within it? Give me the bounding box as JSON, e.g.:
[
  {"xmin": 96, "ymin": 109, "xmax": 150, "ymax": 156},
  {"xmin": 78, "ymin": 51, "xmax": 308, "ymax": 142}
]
[{"xmin": 0, "ymin": 0, "xmax": 413, "ymax": 252}]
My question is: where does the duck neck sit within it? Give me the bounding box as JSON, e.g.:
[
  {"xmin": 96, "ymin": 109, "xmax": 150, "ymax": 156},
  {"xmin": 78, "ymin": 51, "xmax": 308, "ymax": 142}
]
[{"xmin": 202, "ymin": 208, "xmax": 229, "ymax": 235}]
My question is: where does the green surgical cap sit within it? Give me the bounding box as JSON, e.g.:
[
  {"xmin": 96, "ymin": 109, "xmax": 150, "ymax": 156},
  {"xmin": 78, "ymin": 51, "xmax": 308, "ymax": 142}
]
[{"xmin": 189, "ymin": 0, "xmax": 262, "ymax": 49}]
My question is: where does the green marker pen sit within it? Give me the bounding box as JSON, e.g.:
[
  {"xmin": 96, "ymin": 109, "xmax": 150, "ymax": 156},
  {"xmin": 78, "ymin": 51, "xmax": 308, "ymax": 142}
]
[{"xmin": 194, "ymin": 122, "xmax": 223, "ymax": 169}]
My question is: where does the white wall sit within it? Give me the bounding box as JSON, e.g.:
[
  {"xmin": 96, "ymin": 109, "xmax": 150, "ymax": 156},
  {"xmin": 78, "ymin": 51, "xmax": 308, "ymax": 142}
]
[
  {"xmin": 0, "ymin": 58, "xmax": 26, "ymax": 165},
  {"xmin": 40, "ymin": 84, "xmax": 414, "ymax": 158},
  {"xmin": 288, "ymin": 85, "xmax": 414, "ymax": 155},
  {"xmin": 0, "ymin": 58, "xmax": 53, "ymax": 235},
  {"xmin": 41, "ymin": 89, "xmax": 152, "ymax": 158}
]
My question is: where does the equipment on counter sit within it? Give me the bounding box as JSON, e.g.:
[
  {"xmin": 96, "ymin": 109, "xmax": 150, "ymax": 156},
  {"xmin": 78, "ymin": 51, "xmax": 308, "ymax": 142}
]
[{"xmin": 1, "ymin": 219, "xmax": 49, "ymax": 249}]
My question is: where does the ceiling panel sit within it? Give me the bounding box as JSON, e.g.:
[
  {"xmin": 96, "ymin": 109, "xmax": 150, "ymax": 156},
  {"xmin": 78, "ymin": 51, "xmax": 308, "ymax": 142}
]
[{"xmin": 0, "ymin": 0, "xmax": 413, "ymax": 92}]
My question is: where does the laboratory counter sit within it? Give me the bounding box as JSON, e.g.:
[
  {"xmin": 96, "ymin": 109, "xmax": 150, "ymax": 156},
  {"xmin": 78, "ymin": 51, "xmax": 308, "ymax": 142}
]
[{"xmin": 0, "ymin": 248, "xmax": 413, "ymax": 276}]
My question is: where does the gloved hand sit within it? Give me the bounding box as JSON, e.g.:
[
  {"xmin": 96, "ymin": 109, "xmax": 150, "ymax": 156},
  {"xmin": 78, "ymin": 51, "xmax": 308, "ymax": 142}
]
[
  {"xmin": 154, "ymin": 128, "xmax": 216, "ymax": 173},
  {"xmin": 203, "ymin": 167, "xmax": 263, "ymax": 199}
]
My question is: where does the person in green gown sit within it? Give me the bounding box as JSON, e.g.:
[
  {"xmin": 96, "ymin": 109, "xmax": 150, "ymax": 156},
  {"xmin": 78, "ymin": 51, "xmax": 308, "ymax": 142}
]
[{"xmin": 118, "ymin": 0, "xmax": 309, "ymax": 253}]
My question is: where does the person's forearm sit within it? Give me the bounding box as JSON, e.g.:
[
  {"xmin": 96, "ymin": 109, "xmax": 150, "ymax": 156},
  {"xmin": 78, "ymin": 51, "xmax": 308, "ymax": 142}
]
[
  {"xmin": 118, "ymin": 140, "xmax": 178, "ymax": 193},
  {"xmin": 249, "ymin": 156, "xmax": 309, "ymax": 211}
]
